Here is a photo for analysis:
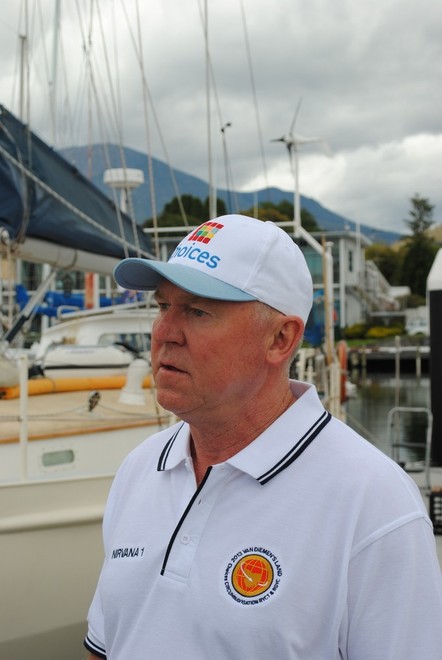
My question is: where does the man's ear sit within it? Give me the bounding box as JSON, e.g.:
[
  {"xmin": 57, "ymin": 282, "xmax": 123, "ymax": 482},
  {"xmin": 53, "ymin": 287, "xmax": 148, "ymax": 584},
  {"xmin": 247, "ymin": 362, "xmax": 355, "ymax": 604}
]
[{"xmin": 266, "ymin": 316, "xmax": 304, "ymax": 365}]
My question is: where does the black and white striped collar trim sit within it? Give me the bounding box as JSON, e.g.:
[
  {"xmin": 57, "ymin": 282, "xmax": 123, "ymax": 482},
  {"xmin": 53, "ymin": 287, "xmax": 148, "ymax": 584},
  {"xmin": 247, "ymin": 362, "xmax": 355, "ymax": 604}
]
[
  {"xmin": 156, "ymin": 410, "xmax": 332, "ymax": 483},
  {"xmin": 257, "ymin": 409, "xmax": 331, "ymax": 484},
  {"xmin": 157, "ymin": 422, "xmax": 186, "ymax": 472}
]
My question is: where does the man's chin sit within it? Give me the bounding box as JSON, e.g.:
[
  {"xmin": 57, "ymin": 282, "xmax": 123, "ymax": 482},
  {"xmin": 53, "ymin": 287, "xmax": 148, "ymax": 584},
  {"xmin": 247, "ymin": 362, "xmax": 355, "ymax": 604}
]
[{"xmin": 156, "ymin": 389, "xmax": 187, "ymax": 417}]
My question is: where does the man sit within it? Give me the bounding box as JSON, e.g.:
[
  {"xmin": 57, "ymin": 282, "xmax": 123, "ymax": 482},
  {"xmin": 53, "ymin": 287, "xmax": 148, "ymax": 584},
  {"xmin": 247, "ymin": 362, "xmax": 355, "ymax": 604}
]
[{"xmin": 85, "ymin": 214, "xmax": 442, "ymax": 659}]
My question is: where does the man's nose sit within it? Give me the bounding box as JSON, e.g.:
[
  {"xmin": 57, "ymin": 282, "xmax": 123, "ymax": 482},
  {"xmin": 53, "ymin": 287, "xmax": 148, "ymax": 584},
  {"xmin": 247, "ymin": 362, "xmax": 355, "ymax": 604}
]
[{"xmin": 153, "ymin": 309, "xmax": 185, "ymax": 344}]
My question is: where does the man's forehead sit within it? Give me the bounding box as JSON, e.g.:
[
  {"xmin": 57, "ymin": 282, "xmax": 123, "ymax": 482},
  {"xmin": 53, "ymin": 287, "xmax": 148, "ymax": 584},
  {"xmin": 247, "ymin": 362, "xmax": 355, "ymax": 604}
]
[
  {"xmin": 154, "ymin": 280, "xmax": 256, "ymax": 312},
  {"xmin": 154, "ymin": 280, "xmax": 215, "ymax": 305}
]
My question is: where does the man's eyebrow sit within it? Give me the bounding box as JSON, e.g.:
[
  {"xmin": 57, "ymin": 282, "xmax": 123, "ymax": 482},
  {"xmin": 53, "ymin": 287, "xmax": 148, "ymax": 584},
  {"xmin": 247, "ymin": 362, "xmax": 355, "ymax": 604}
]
[
  {"xmin": 154, "ymin": 289, "xmax": 217, "ymax": 307},
  {"xmin": 153, "ymin": 288, "xmax": 200, "ymax": 304}
]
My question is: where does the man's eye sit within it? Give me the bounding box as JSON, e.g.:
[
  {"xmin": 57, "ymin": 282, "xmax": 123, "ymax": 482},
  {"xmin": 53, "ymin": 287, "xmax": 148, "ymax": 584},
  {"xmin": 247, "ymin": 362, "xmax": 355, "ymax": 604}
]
[
  {"xmin": 191, "ymin": 307, "xmax": 207, "ymax": 317},
  {"xmin": 157, "ymin": 302, "xmax": 169, "ymax": 311}
]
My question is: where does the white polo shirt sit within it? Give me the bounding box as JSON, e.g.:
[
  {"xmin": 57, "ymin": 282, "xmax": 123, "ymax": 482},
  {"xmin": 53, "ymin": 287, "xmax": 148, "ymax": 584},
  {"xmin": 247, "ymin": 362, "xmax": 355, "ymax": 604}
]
[{"xmin": 85, "ymin": 380, "xmax": 442, "ymax": 659}]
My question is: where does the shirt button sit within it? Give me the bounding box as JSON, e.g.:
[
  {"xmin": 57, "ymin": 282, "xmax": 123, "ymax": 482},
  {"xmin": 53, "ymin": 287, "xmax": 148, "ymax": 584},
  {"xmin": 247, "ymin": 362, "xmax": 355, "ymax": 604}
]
[{"xmin": 181, "ymin": 534, "xmax": 191, "ymax": 545}]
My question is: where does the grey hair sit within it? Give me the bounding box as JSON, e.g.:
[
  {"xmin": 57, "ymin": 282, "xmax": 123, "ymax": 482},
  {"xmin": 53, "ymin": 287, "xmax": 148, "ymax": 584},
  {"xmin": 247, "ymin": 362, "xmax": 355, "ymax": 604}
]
[{"xmin": 250, "ymin": 301, "xmax": 304, "ymax": 371}]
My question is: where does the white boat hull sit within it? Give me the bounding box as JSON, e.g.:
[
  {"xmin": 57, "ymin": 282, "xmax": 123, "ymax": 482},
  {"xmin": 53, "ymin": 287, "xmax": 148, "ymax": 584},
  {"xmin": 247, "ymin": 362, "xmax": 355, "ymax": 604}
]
[
  {"xmin": 0, "ymin": 383, "xmax": 170, "ymax": 655},
  {"xmin": 0, "ymin": 476, "xmax": 110, "ymax": 659},
  {"xmin": 40, "ymin": 343, "xmax": 135, "ymax": 380}
]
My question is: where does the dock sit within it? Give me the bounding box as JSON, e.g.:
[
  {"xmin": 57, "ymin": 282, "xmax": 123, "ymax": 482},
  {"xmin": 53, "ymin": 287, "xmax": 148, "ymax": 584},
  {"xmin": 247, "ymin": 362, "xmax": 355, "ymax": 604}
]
[{"xmin": 348, "ymin": 342, "xmax": 429, "ymax": 374}]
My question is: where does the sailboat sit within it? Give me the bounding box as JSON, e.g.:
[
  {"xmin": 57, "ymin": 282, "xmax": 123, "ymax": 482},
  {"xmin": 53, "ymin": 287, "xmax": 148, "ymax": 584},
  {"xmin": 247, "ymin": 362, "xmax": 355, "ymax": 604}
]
[{"xmin": 0, "ymin": 106, "xmax": 172, "ymax": 658}]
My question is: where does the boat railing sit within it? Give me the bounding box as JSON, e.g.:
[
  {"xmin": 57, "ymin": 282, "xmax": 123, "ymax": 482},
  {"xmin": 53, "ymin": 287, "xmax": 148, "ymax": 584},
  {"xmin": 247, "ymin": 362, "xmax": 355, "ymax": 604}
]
[
  {"xmin": 387, "ymin": 406, "xmax": 432, "ymax": 493},
  {"xmin": 56, "ymin": 297, "xmax": 157, "ymax": 321},
  {"xmin": 17, "ymin": 353, "xmax": 29, "ymax": 481}
]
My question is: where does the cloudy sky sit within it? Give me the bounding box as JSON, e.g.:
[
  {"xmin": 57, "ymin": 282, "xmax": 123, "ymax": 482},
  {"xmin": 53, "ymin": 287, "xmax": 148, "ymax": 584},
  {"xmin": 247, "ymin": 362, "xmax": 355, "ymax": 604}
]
[{"xmin": 0, "ymin": 0, "xmax": 441, "ymax": 233}]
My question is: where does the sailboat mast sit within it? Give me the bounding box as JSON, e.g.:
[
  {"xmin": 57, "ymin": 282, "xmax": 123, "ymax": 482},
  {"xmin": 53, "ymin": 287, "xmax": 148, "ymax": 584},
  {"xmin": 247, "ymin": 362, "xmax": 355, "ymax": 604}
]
[
  {"xmin": 204, "ymin": 0, "xmax": 216, "ymax": 219},
  {"xmin": 49, "ymin": 0, "xmax": 61, "ymax": 146}
]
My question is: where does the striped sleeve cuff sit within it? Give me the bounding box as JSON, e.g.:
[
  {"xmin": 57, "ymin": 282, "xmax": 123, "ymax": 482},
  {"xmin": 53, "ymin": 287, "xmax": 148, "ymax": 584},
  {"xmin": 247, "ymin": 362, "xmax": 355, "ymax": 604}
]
[{"xmin": 84, "ymin": 633, "xmax": 107, "ymax": 659}]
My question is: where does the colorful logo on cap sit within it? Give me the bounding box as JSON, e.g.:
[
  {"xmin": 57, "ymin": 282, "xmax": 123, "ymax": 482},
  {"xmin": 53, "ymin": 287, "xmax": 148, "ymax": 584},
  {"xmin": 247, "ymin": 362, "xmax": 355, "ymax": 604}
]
[{"xmin": 188, "ymin": 221, "xmax": 224, "ymax": 244}]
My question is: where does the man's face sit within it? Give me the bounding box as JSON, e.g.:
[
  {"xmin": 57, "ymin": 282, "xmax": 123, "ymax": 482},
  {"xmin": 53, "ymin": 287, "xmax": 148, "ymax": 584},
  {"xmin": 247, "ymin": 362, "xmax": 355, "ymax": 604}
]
[{"xmin": 151, "ymin": 280, "xmax": 274, "ymax": 425}]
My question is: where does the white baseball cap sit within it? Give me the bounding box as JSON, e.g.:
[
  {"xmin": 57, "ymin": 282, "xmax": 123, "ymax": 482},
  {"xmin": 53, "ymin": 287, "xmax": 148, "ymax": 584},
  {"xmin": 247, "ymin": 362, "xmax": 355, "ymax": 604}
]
[{"xmin": 113, "ymin": 214, "xmax": 313, "ymax": 324}]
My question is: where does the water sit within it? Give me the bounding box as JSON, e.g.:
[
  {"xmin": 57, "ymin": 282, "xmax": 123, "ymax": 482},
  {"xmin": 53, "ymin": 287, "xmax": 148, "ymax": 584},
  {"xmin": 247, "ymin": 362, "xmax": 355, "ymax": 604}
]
[{"xmin": 345, "ymin": 372, "xmax": 431, "ymax": 464}]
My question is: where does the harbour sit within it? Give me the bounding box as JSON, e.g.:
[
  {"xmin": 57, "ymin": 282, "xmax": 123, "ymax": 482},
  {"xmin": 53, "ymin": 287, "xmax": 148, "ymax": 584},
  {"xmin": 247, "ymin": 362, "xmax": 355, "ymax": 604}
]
[
  {"xmin": 346, "ymin": 371, "xmax": 431, "ymax": 455},
  {"xmin": 0, "ymin": 1, "xmax": 440, "ymax": 656},
  {"xmin": 347, "ymin": 340, "xmax": 430, "ymax": 375},
  {"xmin": 346, "ymin": 371, "xmax": 442, "ymax": 569},
  {"xmin": 1, "ymin": 369, "xmax": 441, "ymax": 660}
]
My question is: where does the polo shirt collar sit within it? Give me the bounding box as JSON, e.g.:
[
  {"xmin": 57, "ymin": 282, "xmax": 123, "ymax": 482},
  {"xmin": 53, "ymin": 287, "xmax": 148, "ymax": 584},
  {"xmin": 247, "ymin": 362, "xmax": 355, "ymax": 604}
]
[{"xmin": 157, "ymin": 381, "xmax": 331, "ymax": 485}]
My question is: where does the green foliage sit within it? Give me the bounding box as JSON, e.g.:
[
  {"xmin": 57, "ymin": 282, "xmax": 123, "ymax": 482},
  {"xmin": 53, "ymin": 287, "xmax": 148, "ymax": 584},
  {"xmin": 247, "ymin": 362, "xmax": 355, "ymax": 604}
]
[
  {"xmin": 241, "ymin": 206, "xmax": 289, "ymax": 224},
  {"xmin": 399, "ymin": 195, "xmax": 438, "ymax": 297},
  {"xmin": 365, "ymin": 195, "xmax": 438, "ymax": 296},
  {"xmin": 145, "ymin": 196, "xmax": 321, "ymax": 235},
  {"xmin": 405, "ymin": 194, "xmax": 434, "ymax": 235},
  {"xmin": 364, "ymin": 243, "xmax": 402, "ymax": 284},
  {"xmin": 300, "ymin": 208, "xmax": 321, "ymax": 233},
  {"xmin": 407, "ymin": 293, "xmax": 427, "ymax": 308},
  {"xmin": 163, "ymin": 194, "xmax": 202, "ymax": 218},
  {"xmin": 144, "ymin": 195, "xmax": 227, "ymax": 228},
  {"xmin": 242, "ymin": 201, "xmax": 321, "ymax": 231},
  {"xmin": 344, "ymin": 323, "xmax": 369, "ymax": 340},
  {"xmin": 344, "ymin": 323, "xmax": 404, "ymax": 340},
  {"xmin": 202, "ymin": 197, "xmax": 227, "ymax": 218},
  {"xmin": 365, "ymin": 326, "xmax": 404, "ymax": 339},
  {"xmin": 400, "ymin": 238, "xmax": 439, "ymax": 297}
]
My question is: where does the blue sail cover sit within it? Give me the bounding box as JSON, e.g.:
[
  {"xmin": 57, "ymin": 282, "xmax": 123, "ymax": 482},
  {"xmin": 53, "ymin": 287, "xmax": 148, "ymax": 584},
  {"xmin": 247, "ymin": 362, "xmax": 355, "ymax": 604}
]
[{"xmin": 0, "ymin": 105, "xmax": 153, "ymax": 259}]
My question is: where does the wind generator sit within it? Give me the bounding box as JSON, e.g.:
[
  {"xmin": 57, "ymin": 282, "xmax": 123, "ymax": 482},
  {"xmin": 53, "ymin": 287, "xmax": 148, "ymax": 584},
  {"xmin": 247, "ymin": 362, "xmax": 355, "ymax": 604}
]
[
  {"xmin": 271, "ymin": 99, "xmax": 329, "ymax": 237},
  {"xmin": 271, "ymin": 101, "xmax": 336, "ymax": 379}
]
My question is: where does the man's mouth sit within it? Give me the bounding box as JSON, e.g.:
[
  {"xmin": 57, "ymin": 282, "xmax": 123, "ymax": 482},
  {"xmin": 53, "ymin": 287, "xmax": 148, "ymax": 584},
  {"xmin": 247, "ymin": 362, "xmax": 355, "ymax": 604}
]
[{"xmin": 160, "ymin": 362, "xmax": 184, "ymax": 373}]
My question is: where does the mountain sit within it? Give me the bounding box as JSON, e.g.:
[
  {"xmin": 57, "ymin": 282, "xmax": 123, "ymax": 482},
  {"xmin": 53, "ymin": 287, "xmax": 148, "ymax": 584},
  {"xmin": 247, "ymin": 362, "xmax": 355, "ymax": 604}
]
[{"xmin": 59, "ymin": 143, "xmax": 401, "ymax": 244}]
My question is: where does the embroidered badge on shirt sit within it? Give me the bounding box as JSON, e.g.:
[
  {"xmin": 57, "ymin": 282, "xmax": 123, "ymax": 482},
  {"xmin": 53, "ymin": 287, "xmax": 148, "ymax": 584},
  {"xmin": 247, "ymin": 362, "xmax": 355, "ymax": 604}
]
[{"xmin": 224, "ymin": 547, "xmax": 282, "ymax": 605}]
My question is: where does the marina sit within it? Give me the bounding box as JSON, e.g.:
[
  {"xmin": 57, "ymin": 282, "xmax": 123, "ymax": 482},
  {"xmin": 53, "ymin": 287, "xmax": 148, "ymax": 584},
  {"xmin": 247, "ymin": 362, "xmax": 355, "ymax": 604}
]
[
  {"xmin": 0, "ymin": 2, "xmax": 440, "ymax": 656},
  {"xmin": 346, "ymin": 371, "xmax": 442, "ymax": 564}
]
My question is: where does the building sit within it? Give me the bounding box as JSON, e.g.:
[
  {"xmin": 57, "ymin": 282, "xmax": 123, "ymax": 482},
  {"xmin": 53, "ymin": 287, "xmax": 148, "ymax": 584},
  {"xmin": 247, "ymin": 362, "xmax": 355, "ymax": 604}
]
[{"xmin": 300, "ymin": 229, "xmax": 404, "ymax": 332}]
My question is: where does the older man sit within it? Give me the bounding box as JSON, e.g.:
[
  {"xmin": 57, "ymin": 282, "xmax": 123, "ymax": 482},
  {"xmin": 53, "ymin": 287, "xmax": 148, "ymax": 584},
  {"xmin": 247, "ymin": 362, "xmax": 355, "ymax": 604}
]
[{"xmin": 85, "ymin": 214, "xmax": 442, "ymax": 660}]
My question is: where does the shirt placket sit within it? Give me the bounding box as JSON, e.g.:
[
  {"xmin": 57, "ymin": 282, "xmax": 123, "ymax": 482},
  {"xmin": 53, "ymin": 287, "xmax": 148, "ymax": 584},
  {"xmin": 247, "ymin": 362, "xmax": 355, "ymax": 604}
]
[{"xmin": 161, "ymin": 464, "xmax": 231, "ymax": 583}]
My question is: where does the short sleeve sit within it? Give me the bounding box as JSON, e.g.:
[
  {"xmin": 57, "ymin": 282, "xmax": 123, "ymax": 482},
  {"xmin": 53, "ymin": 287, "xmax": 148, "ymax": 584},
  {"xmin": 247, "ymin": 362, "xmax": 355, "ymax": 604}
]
[{"xmin": 84, "ymin": 575, "xmax": 107, "ymax": 659}]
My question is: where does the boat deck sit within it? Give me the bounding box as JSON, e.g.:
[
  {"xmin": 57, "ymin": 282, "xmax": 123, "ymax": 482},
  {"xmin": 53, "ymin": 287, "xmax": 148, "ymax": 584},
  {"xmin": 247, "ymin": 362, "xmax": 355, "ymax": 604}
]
[
  {"xmin": 0, "ymin": 385, "xmax": 165, "ymax": 444},
  {"xmin": 0, "ymin": 383, "xmax": 171, "ymax": 484}
]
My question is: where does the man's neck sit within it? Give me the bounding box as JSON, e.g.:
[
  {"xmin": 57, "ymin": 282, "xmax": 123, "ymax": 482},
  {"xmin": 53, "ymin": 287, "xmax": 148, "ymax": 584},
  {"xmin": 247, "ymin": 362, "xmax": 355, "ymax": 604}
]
[{"xmin": 189, "ymin": 385, "xmax": 295, "ymax": 485}]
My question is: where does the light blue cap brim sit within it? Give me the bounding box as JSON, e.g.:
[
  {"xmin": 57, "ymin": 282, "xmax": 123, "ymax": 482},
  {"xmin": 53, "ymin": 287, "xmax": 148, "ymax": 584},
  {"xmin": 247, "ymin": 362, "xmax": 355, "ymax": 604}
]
[{"xmin": 113, "ymin": 258, "xmax": 257, "ymax": 302}]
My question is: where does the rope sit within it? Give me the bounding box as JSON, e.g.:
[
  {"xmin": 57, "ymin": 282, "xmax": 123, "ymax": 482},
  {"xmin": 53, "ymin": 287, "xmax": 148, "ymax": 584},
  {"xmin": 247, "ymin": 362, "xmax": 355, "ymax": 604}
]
[
  {"xmin": 239, "ymin": 0, "xmax": 270, "ymax": 202},
  {"xmin": 74, "ymin": 0, "xmax": 132, "ymax": 258},
  {"xmin": 134, "ymin": 0, "xmax": 159, "ymax": 256},
  {"xmin": 95, "ymin": 2, "xmax": 141, "ymax": 255},
  {"xmin": 120, "ymin": 0, "xmax": 190, "ymax": 232}
]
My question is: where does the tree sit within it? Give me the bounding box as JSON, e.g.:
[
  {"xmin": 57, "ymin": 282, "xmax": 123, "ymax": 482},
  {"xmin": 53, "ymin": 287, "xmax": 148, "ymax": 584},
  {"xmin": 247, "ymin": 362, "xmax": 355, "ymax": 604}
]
[
  {"xmin": 300, "ymin": 208, "xmax": 321, "ymax": 233},
  {"xmin": 163, "ymin": 194, "xmax": 204, "ymax": 219},
  {"xmin": 144, "ymin": 195, "xmax": 227, "ymax": 228},
  {"xmin": 406, "ymin": 194, "xmax": 434, "ymax": 235},
  {"xmin": 365, "ymin": 244, "xmax": 402, "ymax": 284},
  {"xmin": 399, "ymin": 195, "xmax": 438, "ymax": 298},
  {"xmin": 242, "ymin": 201, "xmax": 321, "ymax": 232},
  {"xmin": 202, "ymin": 197, "xmax": 227, "ymax": 218}
]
